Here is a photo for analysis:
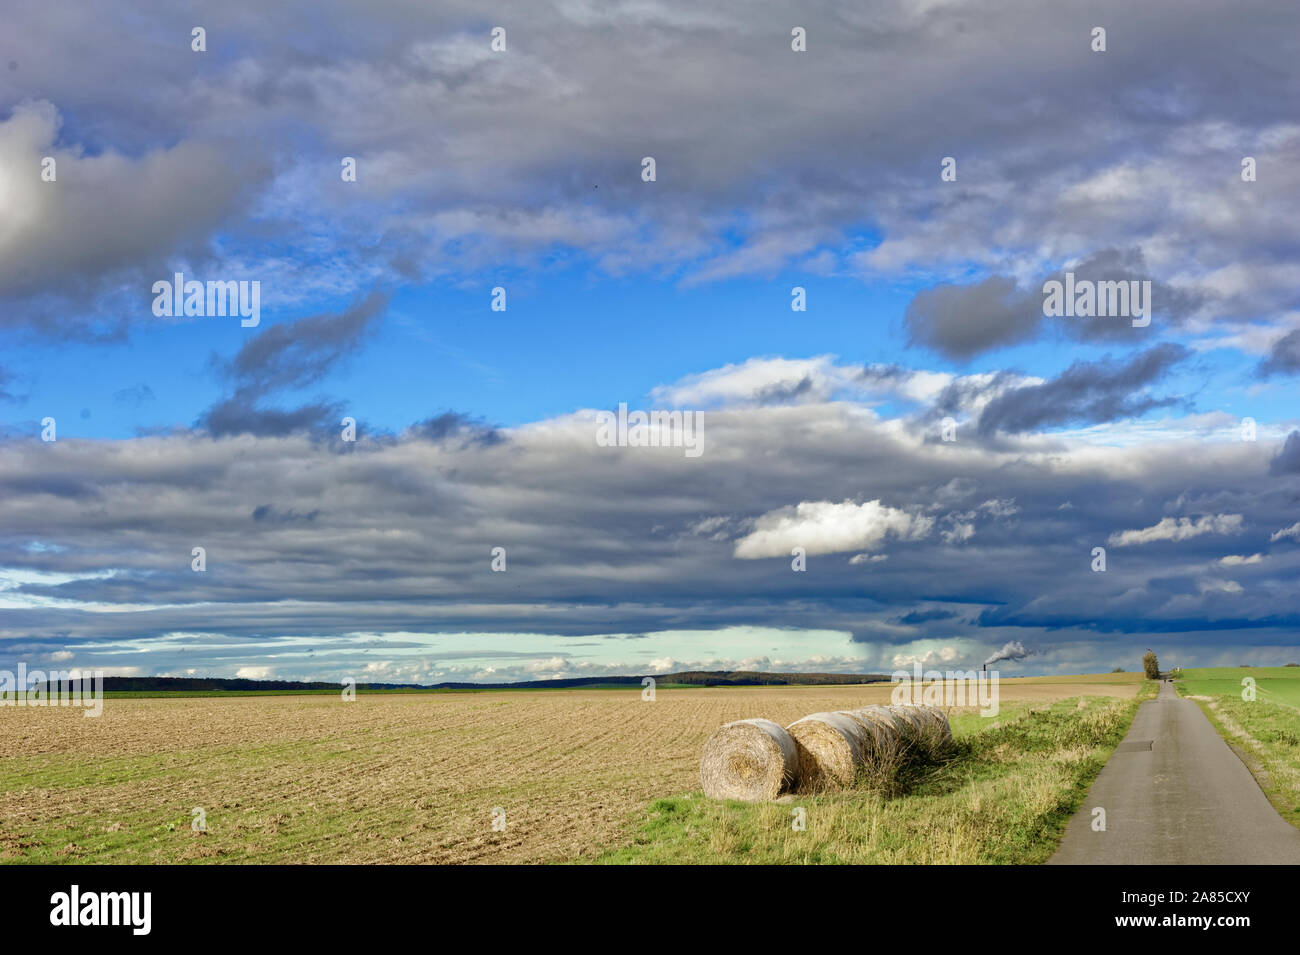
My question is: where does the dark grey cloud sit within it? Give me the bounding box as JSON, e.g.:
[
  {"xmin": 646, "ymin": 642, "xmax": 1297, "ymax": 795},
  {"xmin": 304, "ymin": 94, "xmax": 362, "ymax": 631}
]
[
  {"xmin": 199, "ymin": 397, "xmax": 344, "ymax": 438},
  {"xmin": 1259, "ymin": 330, "xmax": 1300, "ymax": 378},
  {"xmin": 904, "ymin": 250, "xmax": 1208, "ymax": 360},
  {"xmin": 1054, "ymin": 248, "xmax": 1206, "ymax": 344},
  {"xmin": 1269, "ymin": 430, "xmax": 1300, "ymax": 475},
  {"xmin": 976, "ymin": 344, "xmax": 1189, "ymax": 435},
  {"xmin": 218, "ymin": 291, "xmax": 388, "ymax": 398},
  {"xmin": 754, "ymin": 375, "xmax": 814, "ymax": 405},
  {"xmin": 198, "ymin": 291, "xmax": 387, "ymax": 437},
  {"xmin": 904, "ymin": 276, "xmax": 1040, "ymax": 360},
  {"xmin": 896, "ymin": 609, "xmax": 960, "ymax": 625},
  {"xmin": 408, "ymin": 411, "xmax": 504, "ymax": 448}
]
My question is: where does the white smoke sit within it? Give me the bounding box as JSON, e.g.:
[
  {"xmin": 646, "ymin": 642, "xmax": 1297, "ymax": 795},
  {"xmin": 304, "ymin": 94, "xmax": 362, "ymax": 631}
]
[{"xmin": 984, "ymin": 640, "xmax": 1036, "ymax": 666}]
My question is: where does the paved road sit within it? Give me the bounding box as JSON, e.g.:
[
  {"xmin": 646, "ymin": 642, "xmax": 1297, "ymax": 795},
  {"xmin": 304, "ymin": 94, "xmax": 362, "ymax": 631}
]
[{"xmin": 1049, "ymin": 681, "xmax": 1300, "ymax": 864}]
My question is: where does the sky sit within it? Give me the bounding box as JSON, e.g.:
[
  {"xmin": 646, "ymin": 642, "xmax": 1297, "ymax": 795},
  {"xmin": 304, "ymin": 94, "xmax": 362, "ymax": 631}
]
[{"xmin": 2, "ymin": 0, "xmax": 1300, "ymax": 684}]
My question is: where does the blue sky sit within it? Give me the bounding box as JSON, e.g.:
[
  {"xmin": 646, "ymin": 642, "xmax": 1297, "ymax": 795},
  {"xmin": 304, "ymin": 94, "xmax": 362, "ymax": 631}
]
[
  {"xmin": 7, "ymin": 270, "xmax": 1287, "ymax": 439},
  {"xmin": 2, "ymin": 0, "xmax": 1299, "ymax": 684}
]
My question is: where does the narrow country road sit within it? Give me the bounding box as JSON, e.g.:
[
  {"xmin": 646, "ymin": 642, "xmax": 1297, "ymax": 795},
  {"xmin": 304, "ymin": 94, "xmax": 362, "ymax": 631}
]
[{"xmin": 1049, "ymin": 681, "xmax": 1300, "ymax": 864}]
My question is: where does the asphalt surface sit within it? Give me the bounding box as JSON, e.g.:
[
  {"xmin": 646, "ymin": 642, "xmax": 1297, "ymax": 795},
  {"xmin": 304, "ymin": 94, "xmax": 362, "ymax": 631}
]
[{"xmin": 1049, "ymin": 680, "xmax": 1300, "ymax": 864}]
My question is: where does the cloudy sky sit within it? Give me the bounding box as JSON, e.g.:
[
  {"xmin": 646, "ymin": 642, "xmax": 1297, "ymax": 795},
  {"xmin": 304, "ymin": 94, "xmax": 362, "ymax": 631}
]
[{"xmin": 2, "ymin": 0, "xmax": 1299, "ymax": 684}]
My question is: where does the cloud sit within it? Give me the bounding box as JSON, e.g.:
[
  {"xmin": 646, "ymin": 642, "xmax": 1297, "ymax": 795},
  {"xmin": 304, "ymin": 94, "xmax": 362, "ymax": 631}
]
[
  {"xmin": 734, "ymin": 499, "xmax": 932, "ymax": 559},
  {"xmin": 198, "ymin": 291, "xmax": 388, "ymax": 436},
  {"xmin": 408, "ymin": 412, "xmax": 504, "ymax": 448},
  {"xmin": 0, "ymin": 100, "xmax": 265, "ymax": 335},
  {"xmin": 4, "ymin": 390, "xmax": 1300, "ymax": 677},
  {"xmin": 1258, "ymin": 330, "xmax": 1300, "ymax": 377},
  {"xmin": 650, "ymin": 356, "xmax": 854, "ymax": 408},
  {"xmin": 1270, "ymin": 522, "xmax": 1300, "ymax": 543},
  {"xmin": 1110, "ymin": 514, "xmax": 1244, "ymax": 547},
  {"xmin": 976, "ymin": 344, "xmax": 1188, "ymax": 435},
  {"xmin": 1198, "ymin": 578, "xmax": 1243, "ymax": 595},
  {"xmin": 217, "ymin": 291, "xmax": 388, "ymax": 398},
  {"xmin": 1269, "ymin": 430, "xmax": 1300, "ymax": 475},
  {"xmin": 3, "ymin": 1, "xmax": 1295, "ymax": 335},
  {"xmin": 199, "ymin": 398, "xmax": 344, "ymax": 439},
  {"xmin": 896, "ymin": 609, "xmax": 959, "ymax": 625},
  {"xmin": 904, "ymin": 276, "xmax": 1041, "ymax": 360}
]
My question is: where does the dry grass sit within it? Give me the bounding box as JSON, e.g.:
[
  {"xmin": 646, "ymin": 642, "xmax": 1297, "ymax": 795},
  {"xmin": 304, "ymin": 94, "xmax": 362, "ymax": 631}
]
[{"xmin": 0, "ymin": 680, "xmax": 1138, "ymax": 864}]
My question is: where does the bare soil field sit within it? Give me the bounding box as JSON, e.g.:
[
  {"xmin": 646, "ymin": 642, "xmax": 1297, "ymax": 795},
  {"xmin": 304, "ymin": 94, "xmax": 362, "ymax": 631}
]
[{"xmin": 0, "ymin": 678, "xmax": 1139, "ymax": 864}]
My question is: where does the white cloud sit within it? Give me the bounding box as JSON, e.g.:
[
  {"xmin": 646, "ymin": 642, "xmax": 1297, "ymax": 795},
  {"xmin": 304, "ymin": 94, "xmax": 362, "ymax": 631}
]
[
  {"xmin": 1198, "ymin": 578, "xmax": 1244, "ymax": 595},
  {"xmin": 734, "ymin": 499, "xmax": 932, "ymax": 559},
  {"xmin": 1109, "ymin": 514, "xmax": 1243, "ymax": 547},
  {"xmin": 1270, "ymin": 522, "xmax": 1300, "ymax": 543}
]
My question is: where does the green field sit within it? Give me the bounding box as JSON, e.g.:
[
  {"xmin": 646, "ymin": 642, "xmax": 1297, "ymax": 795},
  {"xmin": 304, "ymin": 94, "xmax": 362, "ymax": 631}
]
[
  {"xmin": 1175, "ymin": 666, "xmax": 1300, "ymax": 708},
  {"xmin": 1175, "ymin": 666, "xmax": 1300, "ymax": 828},
  {"xmin": 597, "ymin": 689, "xmax": 1154, "ymax": 864}
]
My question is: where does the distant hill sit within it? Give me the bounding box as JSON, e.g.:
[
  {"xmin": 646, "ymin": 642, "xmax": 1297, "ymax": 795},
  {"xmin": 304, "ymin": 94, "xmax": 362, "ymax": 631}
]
[{"xmin": 96, "ymin": 670, "xmax": 891, "ymax": 694}]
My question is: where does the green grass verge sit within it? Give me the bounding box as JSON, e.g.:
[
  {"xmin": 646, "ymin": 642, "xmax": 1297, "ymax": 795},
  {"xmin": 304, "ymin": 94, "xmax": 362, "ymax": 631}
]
[
  {"xmin": 1175, "ymin": 667, "xmax": 1300, "ymax": 828},
  {"xmin": 596, "ymin": 691, "xmax": 1149, "ymax": 864}
]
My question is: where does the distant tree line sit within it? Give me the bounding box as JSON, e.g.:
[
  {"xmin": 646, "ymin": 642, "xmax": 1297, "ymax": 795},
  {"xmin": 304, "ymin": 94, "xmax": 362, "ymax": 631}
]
[{"xmin": 99, "ymin": 671, "xmax": 894, "ymax": 693}]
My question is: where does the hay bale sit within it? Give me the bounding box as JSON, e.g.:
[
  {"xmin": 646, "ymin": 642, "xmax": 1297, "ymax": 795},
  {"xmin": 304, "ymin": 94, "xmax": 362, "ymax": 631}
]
[
  {"xmin": 884, "ymin": 705, "xmax": 928, "ymax": 739},
  {"xmin": 853, "ymin": 703, "xmax": 906, "ymax": 734},
  {"xmin": 913, "ymin": 704, "xmax": 953, "ymax": 744},
  {"xmin": 840, "ymin": 707, "xmax": 908, "ymax": 785},
  {"xmin": 786, "ymin": 711, "xmax": 874, "ymax": 790},
  {"xmin": 882, "ymin": 704, "xmax": 953, "ymax": 755},
  {"xmin": 852, "ymin": 705, "xmax": 912, "ymax": 751},
  {"xmin": 840, "ymin": 707, "xmax": 894, "ymax": 750},
  {"xmin": 700, "ymin": 718, "xmax": 799, "ymax": 801},
  {"xmin": 854, "ymin": 704, "xmax": 952, "ymax": 759}
]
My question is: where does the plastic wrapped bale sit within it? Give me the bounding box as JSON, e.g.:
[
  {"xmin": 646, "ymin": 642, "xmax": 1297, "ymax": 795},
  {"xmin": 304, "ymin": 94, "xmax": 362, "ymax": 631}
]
[
  {"xmin": 883, "ymin": 704, "xmax": 952, "ymax": 757},
  {"xmin": 854, "ymin": 704, "xmax": 907, "ymax": 737},
  {"xmin": 840, "ymin": 707, "xmax": 895, "ymax": 751},
  {"xmin": 786, "ymin": 711, "xmax": 875, "ymax": 791},
  {"xmin": 700, "ymin": 718, "xmax": 799, "ymax": 801},
  {"xmin": 841, "ymin": 707, "xmax": 909, "ymax": 783},
  {"xmin": 912, "ymin": 704, "xmax": 953, "ymax": 746}
]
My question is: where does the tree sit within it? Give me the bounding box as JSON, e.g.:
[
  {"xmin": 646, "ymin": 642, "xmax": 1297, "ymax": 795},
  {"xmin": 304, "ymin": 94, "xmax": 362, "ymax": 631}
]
[{"xmin": 1142, "ymin": 650, "xmax": 1160, "ymax": 680}]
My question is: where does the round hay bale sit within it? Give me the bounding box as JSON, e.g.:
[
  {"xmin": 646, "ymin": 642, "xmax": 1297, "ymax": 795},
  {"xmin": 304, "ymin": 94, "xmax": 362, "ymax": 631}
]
[
  {"xmin": 786, "ymin": 711, "xmax": 873, "ymax": 790},
  {"xmin": 884, "ymin": 704, "xmax": 928, "ymax": 740},
  {"xmin": 914, "ymin": 704, "xmax": 953, "ymax": 744},
  {"xmin": 885, "ymin": 704, "xmax": 953, "ymax": 753},
  {"xmin": 840, "ymin": 707, "xmax": 894, "ymax": 750},
  {"xmin": 853, "ymin": 704, "xmax": 906, "ymax": 734},
  {"xmin": 700, "ymin": 718, "xmax": 798, "ymax": 801}
]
